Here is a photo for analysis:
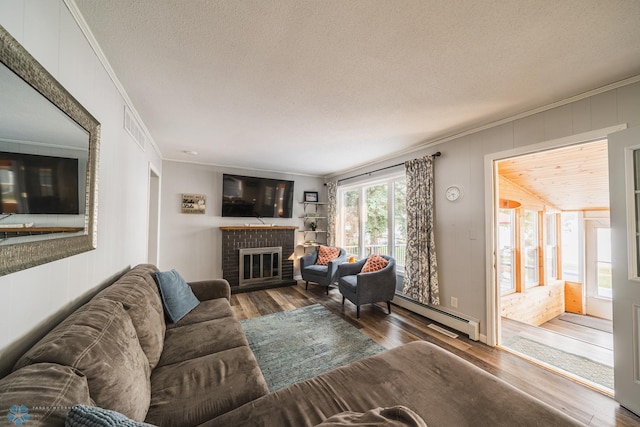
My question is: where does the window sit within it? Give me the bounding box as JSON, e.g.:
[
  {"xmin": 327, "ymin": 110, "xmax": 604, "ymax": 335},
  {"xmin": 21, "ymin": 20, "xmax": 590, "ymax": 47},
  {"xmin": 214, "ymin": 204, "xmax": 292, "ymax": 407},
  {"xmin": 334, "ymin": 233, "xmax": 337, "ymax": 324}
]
[
  {"xmin": 498, "ymin": 208, "xmax": 516, "ymax": 294},
  {"xmin": 365, "ymin": 184, "xmax": 389, "ymax": 256},
  {"xmin": 596, "ymin": 227, "xmax": 612, "ymax": 298},
  {"xmin": 523, "ymin": 210, "xmax": 539, "ymax": 287},
  {"xmin": 341, "ymin": 189, "xmax": 360, "ymax": 258},
  {"xmin": 545, "ymin": 213, "xmax": 558, "ymax": 282},
  {"xmin": 561, "ymin": 212, "xmax": 582, "ymax": 282},
  {"xmin": 338, "ymin": 174, "xmax": 406, "ymax": 271},
  {"xmin": 393, "ymin": 180, "xmax": 407, "ymax": 267},
  {"xmin": 38, "ymin": 167, "xmax": 54, "ymax": 196}
]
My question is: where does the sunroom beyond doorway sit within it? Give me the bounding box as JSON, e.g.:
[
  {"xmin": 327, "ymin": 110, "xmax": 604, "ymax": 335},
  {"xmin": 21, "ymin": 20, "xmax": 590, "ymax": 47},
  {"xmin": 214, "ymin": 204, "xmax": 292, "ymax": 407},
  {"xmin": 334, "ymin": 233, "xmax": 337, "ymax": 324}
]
[{"xmin": 495, "ymin": 140, "xmax": 614, "ymax": 393}]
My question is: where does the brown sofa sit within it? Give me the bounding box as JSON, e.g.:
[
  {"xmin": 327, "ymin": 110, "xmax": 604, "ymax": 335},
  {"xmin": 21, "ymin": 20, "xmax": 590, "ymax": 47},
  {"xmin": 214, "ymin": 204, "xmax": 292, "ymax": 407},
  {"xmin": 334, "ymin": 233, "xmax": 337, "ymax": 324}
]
[
  {"xmin": 0, "ymin": 263, "xmax": 583, "ymax": 427},
  {"xmin": 200, "ymin": 340, "xmax": 584, "ymax": 427},
  {"xmin": 0, "ymin": 264, "xmax": 269, "ymax": 426}
]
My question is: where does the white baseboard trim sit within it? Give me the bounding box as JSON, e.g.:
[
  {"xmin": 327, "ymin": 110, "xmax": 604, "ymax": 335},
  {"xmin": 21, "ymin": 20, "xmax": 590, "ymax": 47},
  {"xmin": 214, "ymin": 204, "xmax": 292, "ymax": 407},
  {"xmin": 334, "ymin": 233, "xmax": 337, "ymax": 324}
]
[{"xmin": 393, "ymin": 295, "xmax": 480, "ymax": 341}]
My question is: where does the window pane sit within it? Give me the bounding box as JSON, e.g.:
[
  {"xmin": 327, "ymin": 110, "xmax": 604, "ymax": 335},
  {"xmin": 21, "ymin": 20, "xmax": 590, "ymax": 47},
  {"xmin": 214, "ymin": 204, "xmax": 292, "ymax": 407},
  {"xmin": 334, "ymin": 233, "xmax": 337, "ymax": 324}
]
[
  {"xmin": 545, "ymin": 213, "xmax": 557, "ymax": 281},
  {"xmin": 596, "ymin": 228, "xmax": 612, "ymax": 299},
  {"xmin": 342, "ymin": 190, "xmax": 360, "ymax": 257},
  {"xmin": 394, "ymin": 180, "xmax": 406, "ymax": 267},
  {"xmin": 498, "ymin": 209, "xmax": 515, "ymax": 293},
  {"xmin": 561, "ymin": 212, "xmax": 580, "ymax": 282},
  {"xmin": 365, "ymin": 184, "xmax": 388, "ymax": 256},
  {"xmin": 524, "ymin": 210, "xmax": 538, "ymax": 287}
]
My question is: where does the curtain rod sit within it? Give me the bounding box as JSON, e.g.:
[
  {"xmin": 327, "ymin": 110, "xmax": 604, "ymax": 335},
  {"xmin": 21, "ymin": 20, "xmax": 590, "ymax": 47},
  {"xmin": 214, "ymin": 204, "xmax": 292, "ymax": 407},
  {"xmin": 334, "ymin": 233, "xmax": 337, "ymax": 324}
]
[{"xmin": 334, "ymin": 151, "xmax": 441, "ymax": 185}]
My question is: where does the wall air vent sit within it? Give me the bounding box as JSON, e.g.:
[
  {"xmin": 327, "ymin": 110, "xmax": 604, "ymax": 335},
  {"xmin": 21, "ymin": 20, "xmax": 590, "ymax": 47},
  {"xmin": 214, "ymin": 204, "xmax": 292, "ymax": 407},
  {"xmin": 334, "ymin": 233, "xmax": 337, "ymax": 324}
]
[{"xmin": 124, "ymin": 105, "xmax": 146, "ymax": 151}]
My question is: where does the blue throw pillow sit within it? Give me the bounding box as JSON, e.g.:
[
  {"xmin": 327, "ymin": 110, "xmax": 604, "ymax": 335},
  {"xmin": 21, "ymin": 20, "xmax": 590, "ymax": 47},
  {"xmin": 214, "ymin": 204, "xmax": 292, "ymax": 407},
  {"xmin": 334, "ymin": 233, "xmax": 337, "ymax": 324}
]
[
  {"xmin": 65, "ymin": 404, "xmax": 156, "ymax": 426},
  {"xmin": 153, "ymin": 269, "xmax": 200, "ymax": 323}
]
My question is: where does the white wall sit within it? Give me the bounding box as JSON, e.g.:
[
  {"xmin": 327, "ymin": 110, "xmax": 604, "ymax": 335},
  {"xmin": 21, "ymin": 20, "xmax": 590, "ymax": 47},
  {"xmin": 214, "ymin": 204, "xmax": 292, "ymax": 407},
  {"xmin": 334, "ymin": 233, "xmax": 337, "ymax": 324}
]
[
  {"xmin": 331, "ymin": 80, "xmax": 640, "ymax": 338},
  {"xmin": 0, "ymin": 1, "xmax": 162, "ymax": 374},
  {"xmin": 159, "ymin": 161, "xmax": 325, "ymax": 281}
]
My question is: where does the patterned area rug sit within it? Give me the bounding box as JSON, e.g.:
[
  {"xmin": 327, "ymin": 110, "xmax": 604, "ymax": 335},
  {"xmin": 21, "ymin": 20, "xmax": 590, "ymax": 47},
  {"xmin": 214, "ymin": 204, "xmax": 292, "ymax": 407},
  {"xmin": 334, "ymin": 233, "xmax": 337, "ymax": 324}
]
[
  {"xmin": 240, "ymin": 304, "xmax": 386, "ymax": 391},
  {"xmin": 505, "ymin": 336, "xmax": 614, "ymax": 389}
]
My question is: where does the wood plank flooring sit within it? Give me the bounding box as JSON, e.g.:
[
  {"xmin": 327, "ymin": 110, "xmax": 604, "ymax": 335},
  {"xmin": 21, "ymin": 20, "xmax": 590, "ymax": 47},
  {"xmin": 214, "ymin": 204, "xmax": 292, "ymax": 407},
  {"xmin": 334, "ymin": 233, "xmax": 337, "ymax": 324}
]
[{"xmin": 231, "ymin": 282, "xmax": 640, "ymax": 427}]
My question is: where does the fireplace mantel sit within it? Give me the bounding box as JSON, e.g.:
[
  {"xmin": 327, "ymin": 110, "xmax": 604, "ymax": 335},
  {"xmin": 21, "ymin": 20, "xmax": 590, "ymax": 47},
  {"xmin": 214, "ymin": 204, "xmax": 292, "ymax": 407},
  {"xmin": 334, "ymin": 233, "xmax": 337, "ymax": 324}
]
[{"xmin": 219, "ymin": 226, "xmax": 298, "ymax": 231}]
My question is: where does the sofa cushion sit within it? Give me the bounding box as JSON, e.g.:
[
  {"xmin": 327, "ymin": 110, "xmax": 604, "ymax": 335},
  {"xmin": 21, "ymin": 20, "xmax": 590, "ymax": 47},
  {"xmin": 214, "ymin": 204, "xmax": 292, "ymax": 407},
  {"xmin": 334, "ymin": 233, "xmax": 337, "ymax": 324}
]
[
  {"xmin": 95, "ymin": 274, "xmax": 166, "ymax": 370},
  {"xmin": 122, "ymin": 264, "xmax": 164, "ymax": 300},
  {"xmin": 14, "ymin": 299, "xmax": 151, "ymax": 422},
  {"xmin": 145, "ymin": 346, "xmax": 269, "ymax": 427},
  {"xmin": 339, "ymin": 275, "xmax": 358, "ymax": 292},
  {"xmin": 304, "ymin": 264, "xmax": 329, "ymax": 274},
  {"xmin": 65, "ymin": 405, "xmax": 156, "ymax": 427},
  {"xmin": 165, "ymin": 297, "xmax": 234, "ymax": 330},
  {"xmin": 153, "ymin": 269, "xmax": 200, "ymax": 323},
  {"xmin": 0, "ymin": 363, "xmax": 93, "ymax": 427},
  {"xmin": 158, "ymin": 316, "xmax": 248, "ymax": 367}
]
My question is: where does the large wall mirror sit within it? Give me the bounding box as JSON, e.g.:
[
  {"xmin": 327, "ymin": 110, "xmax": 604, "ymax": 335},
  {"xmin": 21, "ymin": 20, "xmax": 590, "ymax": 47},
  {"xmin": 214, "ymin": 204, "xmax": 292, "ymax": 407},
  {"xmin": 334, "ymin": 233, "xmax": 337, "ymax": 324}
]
[{"xmin": 0, "ymin": 25, "xmax": 99, "ymax": 276}]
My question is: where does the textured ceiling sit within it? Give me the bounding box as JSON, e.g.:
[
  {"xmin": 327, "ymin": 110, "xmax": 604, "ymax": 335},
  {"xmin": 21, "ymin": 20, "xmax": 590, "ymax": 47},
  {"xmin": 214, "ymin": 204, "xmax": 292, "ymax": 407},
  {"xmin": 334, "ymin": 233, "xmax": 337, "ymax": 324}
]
[{"xmin": 73, "ymin": 0, "xmax": 640, "ymax": 176}]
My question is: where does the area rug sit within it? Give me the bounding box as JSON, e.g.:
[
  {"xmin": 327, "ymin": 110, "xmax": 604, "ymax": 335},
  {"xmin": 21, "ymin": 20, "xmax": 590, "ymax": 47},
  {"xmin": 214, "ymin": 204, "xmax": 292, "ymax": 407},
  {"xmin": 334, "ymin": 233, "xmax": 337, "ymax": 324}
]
[
  {"xmin": 558, "ymin": 313, "xmax": 613, "ymax": 333},
  {"xmin": 505, "ymin": 336, "xmax": 614, "ymax": 389},
  {"xmin": 240, "ymin": 304, "xmax": 386, "ymax": 391}
]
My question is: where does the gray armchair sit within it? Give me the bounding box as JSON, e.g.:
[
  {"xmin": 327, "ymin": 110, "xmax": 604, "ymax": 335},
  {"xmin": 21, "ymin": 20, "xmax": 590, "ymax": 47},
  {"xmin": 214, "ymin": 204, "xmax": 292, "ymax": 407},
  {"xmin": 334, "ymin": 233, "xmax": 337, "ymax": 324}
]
[
  {"xmin": 337, "ymin": 255, "xmax": 396, "ymax": 318},
  {"xmin": 300, "ymin": 247, "xmax": 347, "ymax": 294}
]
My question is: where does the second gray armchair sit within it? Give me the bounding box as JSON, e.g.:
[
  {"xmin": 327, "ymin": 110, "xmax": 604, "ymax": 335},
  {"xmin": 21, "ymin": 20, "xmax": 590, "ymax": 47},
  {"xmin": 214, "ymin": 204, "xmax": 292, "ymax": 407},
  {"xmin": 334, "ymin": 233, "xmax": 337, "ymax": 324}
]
[{"xmin": 337, "ymin": 255, "xmax": 397, "ymax": 319}]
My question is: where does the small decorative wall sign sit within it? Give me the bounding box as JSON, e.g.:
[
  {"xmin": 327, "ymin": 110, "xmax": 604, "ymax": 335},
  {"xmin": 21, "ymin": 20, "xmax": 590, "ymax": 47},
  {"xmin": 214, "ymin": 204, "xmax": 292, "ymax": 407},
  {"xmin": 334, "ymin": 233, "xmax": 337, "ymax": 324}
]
[
  {"xmin": 304, "ymin": 191, "xmax": 319, "ymax": 203},
  {"xmin": 181, "ymin": 193, "xmax": 206, "ymax": 214}
]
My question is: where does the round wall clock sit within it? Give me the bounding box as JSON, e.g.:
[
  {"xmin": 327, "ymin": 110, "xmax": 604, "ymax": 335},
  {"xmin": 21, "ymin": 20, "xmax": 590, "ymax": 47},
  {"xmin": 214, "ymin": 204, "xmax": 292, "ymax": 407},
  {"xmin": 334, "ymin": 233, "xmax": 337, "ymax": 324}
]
[{"xmin": 445, "ymin": 185, "xmax": 462, "ymax": 201}]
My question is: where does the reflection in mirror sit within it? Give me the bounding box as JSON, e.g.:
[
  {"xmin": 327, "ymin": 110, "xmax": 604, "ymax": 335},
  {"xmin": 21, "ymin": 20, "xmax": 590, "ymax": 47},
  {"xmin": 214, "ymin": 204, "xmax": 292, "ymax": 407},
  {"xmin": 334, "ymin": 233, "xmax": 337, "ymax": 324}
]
[
  {"xmin": 0, "ymin": 62, "xmax": 89, "ymax": 245},
  {"xmin": 0, "ymin": 25, "xmax": 100, "ymax": 275}
]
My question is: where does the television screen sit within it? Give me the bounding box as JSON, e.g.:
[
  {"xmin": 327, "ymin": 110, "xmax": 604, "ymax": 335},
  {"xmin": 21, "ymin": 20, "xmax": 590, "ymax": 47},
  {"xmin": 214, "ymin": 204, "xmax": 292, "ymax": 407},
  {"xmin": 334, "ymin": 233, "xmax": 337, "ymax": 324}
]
[
  {"xmin": 0, "ymin": 152, "xmax": 79, "ymax": 214},
  {"xmin": 222, "ymin": 174, "xmax": 294, "ymax": 218}
]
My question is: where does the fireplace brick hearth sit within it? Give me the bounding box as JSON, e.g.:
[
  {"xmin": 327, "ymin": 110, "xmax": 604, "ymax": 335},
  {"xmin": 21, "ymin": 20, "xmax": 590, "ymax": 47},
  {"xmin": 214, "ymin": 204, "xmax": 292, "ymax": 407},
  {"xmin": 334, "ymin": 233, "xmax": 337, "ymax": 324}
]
[{"xmin": 220, "ymin": 226, "xmax": 297, "ymax": 292}]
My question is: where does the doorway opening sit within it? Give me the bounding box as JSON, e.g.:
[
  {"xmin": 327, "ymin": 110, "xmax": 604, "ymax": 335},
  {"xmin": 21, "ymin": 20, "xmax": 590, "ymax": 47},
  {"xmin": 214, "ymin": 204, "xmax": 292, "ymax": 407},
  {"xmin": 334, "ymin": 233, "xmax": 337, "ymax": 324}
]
[
  {"xmin": 147, "ymin": 165, "xmax": 160, "ymax": 265},
  {"xmin": 494, "ymin": 139, "xmax": 613, "ymax": 393}
]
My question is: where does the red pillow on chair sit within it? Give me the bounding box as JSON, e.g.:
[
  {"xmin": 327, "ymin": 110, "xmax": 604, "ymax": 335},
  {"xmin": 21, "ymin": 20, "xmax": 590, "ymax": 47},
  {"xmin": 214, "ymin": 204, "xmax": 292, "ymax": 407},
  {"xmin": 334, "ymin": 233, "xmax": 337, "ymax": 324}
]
[
  {"xmin": 316, "ymin": 245, "xmax": 341, "ymax": 266},
  {"xmin": 361, "ymin": 254, "xmax": 389, "ymax": 273}
]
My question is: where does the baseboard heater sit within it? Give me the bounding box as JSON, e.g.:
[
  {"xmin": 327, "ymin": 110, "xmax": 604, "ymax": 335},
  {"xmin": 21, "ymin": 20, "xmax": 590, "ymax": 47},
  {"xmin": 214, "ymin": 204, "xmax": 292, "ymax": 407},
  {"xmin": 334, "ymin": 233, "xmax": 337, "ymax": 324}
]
[{"xmin": 393, "ymin": 294, "xmax": 480, "ymax": 341}]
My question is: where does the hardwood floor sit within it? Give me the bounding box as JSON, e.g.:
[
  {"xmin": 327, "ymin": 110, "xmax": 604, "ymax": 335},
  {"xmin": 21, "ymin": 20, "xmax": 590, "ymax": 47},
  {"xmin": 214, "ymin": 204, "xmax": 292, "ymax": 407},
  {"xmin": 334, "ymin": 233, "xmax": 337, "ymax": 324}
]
[{"xmin": 231, "ymin": 282, "xmax": 640, "ymax": 427}]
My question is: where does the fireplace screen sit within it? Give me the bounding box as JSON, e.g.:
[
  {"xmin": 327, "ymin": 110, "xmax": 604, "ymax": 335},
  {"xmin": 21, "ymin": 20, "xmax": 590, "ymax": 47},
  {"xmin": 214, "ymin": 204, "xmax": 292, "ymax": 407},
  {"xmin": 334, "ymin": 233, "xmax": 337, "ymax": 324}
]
[{"xmin": 239, "ymin": 246, "xmax": 282, "ymax": 286}]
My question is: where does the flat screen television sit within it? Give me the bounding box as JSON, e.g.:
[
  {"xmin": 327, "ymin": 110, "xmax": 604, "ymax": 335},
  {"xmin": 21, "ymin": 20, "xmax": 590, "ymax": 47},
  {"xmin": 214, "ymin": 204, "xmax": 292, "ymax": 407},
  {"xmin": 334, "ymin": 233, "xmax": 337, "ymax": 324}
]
[
  {"xmin": 222, "ymin": 174, "xmax": 294, "ymax": 218},
  {"xmin": 0, "ymin": 151, "xmax": 79, "ymax": 214}
]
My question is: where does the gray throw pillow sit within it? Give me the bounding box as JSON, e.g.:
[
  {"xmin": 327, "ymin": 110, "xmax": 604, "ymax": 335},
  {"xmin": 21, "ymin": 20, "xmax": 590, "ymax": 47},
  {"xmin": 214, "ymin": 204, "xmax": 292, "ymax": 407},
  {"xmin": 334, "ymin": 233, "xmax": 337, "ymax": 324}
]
[
  {"xmin": 153, "ymin": 269, "xmax": 200, "ymax": 323},
  {"xmin": 65, "ymin": 405, "xmax": 156, "ymax": 427}
]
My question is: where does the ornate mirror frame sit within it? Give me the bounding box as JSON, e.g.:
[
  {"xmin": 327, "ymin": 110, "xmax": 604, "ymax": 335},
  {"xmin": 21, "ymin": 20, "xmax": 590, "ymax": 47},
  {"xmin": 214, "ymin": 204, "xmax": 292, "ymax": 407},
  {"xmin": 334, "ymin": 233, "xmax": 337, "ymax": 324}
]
[{"xmin": 0, "ymin": 25, "xmax": 100, "ymax": 276}]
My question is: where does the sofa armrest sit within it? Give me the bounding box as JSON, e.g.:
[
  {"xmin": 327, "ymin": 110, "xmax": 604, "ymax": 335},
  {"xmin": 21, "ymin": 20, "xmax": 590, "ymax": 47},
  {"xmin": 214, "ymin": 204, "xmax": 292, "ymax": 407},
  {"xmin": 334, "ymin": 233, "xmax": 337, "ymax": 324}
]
[{"xmin": 188, "ymin": 279, "xmax": 231, "ymax": 301}]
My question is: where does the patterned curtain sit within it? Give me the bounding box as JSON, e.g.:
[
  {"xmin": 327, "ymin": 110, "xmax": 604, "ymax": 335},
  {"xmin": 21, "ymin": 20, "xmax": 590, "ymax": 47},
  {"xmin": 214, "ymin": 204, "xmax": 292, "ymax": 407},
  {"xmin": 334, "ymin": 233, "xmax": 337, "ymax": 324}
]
[
  {"xmin": 326, "ymin": 181, "xmax": 337, "ymax": 247},
  {"xmin": 402, "ymin": 156, "xmax": 439, "ymax": 305}
]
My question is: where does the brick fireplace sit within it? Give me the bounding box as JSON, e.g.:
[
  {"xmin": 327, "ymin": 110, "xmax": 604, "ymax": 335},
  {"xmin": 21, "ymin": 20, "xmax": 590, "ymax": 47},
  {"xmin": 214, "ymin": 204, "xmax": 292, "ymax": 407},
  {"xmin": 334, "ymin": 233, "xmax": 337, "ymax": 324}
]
[{"xmin": 220, "ymin": 226, "xmax": 297, "ymax": 292}]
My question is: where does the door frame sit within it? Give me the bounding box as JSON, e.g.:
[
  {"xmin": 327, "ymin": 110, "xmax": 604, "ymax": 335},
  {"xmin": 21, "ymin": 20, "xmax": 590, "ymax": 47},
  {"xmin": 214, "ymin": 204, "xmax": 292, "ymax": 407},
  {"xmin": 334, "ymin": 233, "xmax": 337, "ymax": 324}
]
[
  {"xmin": 484, "ymin": 124, "xmax": 627, "ymax": 346},
  {"xmin": 147, "ymin": 162, "xmax": 161, "ymax": 265}
]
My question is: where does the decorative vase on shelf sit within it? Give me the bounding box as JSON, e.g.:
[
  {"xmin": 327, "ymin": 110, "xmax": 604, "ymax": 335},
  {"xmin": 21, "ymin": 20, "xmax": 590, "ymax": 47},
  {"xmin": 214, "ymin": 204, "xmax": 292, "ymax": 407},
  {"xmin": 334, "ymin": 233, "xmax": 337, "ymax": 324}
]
[{"xmin": 309, "ymin": 222, "xmax": 317, "ymax": 231}]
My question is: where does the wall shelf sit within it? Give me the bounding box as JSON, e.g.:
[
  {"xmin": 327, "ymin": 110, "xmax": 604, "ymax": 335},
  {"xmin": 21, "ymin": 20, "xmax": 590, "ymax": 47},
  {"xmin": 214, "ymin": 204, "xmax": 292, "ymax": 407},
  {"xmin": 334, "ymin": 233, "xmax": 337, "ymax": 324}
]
[{"xmin": 300, "ymin": 201, "xmax": 327, "ymax": 250}]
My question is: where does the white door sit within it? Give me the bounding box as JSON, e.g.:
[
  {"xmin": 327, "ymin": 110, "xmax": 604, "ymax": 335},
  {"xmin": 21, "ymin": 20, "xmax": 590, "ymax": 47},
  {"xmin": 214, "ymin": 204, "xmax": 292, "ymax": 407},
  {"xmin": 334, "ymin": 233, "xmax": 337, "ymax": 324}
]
[{"xmin": 608, "ymin": 125, "xmax": 640, "ymax": 416}]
